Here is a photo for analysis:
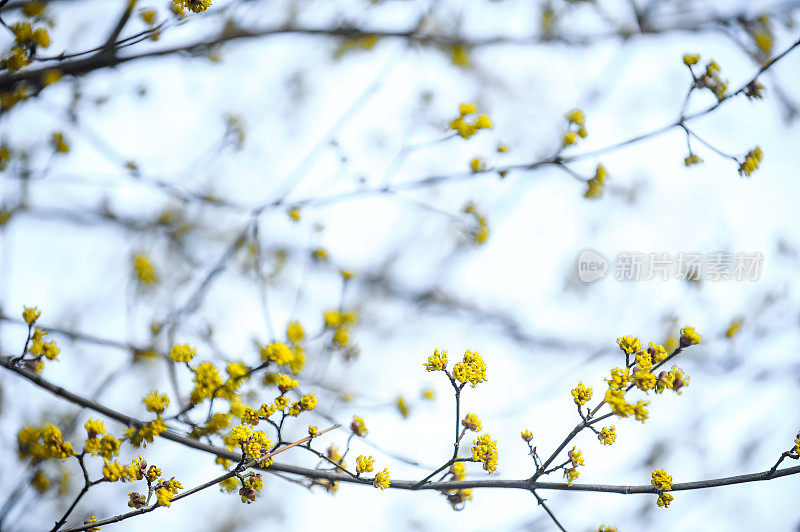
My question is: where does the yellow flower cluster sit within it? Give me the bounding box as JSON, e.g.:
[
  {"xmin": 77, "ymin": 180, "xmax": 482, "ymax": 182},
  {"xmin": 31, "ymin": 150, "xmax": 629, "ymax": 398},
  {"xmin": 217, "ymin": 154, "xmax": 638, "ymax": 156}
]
[
  {"xmin": 598, "ymin": 426, "xmax": 616, "ymax": 445},
  {"xmin": 124, "ymin": 418, "xmax": 167, "ymax": 447},
  {"xmin": 84, "ymin": 419, "xmax": 120, "ymax": 459},
  {"xmin": 18, "ymin": 424, "xmax": 74, "ymax": 462},
  {"xmin": 23, "ymin": 306, "xmax": 40, "ymax": 325},
  {"xmin": 449, "ymin": 103, "xmax": 492, "ymax": 139},
  {"xmin": 169, "ymin": 343, "xmax": 195, "ymax": 363},
  {"xmin": 616, "ymin": 335, "xmax": 642, "ymax": 355},
  {"xmin": 680, "ymin": 326, "xmax": 702, "ymax": 346},
  {"xmin": 172, "ymin": 0, "xmax": 212, "ymax": 14},
  {"xmin": 738, "ymin": 147, "xmax": 763, "ymax": 177},
  {"xmin": 464, "ymin": 202, "xmax": 489, "ymax": 243},
  {"xmin": 243, "ymin": 430, "xmax": 273, "ymax": 466},
  {"xmin": 240, "ymin": 473, "xmax": 263, "ymax": 503},
  {"xmin": 156, "ymin": 477, "xmax": 183, "ymax": 507},
  {"xmin": 571, "ymin": 382, "xmax": 593, "ymax": 406},
  {"xmin": 133, "ymin": 254, "xmax": 157, "ymax": 285},
  {"xmin": 452, "ymin": 350, "xmax": 487, "ymax": 388},
  {"xmin": 651, "ymin": 468, "xmax": 674, "ymax": 508},
  {"xmin": 323, "ymin": 310, "xmax": 358, "ymax": 348},
  {"xmin": 471, "ymin": 434, "xmax": 498, "ymax": 473},
  {"xmin": 423, "ymin": 348, "xmax": 448, "ymax": 371},
  {"xmin": 396, "ymin": 396, "xmax": 409, "ymax": 418},
  {"xmin": 700, "ymin": 60, "xmax": 728, "ymax": 101},
  {"xmin": 446, "ymin": 462, "xmax": 471, "ymax": 509},
  {"xmin": 373, "ymin": 468, "xmax": 390, "ymax": 490},
  {"xmin": 584, "ymin": 165, "xmax": 607, "ymax": 198},
  {"xmin": 351, "ymin": 416, "xmax": 368, "ymax": 437},
  {"xmin": 684, "ymin": 154, "xmax": 703, "ymax": 166},
  {"xmin": 276, "ymin": 373, "xmax": 298, "ymax": 394},
  {"xmin": 356, "ymin": 455, "xmax": 374, "ymax": 474},
  {"xmin": 461, "ymin": 413, "xmax": 481, "ymax": 432},
  {"xmin": 521, "ymin": 430, "xmax": 533, "ymax": 442},
  {"xmin": 190, "ymin": 362, "xmax": 223, "ymax": 403},
  {"xmin": 142, "ymin": 391, "xmax": 169, "ymax": 415},
  {"xmin": 563, "ymin": 108, "xmax": 587, "ymax": 146}
]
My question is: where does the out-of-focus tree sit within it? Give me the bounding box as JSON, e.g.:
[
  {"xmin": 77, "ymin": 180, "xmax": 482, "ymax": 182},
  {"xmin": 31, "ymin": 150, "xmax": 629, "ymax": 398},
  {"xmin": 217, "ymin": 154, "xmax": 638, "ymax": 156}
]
[{"xmin": 1, "ymin": 0, "xmax": 800, "ymax": 530}]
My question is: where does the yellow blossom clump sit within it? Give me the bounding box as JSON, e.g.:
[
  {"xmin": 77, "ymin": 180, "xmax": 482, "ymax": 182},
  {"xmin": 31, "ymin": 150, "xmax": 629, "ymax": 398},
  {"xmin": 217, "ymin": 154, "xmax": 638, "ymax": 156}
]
[
  {"xmin": 461, "ymin": 413, "xmax": 481, "ymax": 432},
  {"xmin": 568, "ymin": 446, "xmax": 584, "ymax": 467},
  {"xmin": 169, "ymin": 344, "xmax": 195, "ymax": 363},
  {"xmin": 683, "ymin": 53, "xmax": 700, "ymax": 66},
  {"xmin": 521, "ymin": 430, "xmax": 533, "ymax": 442},
  {"xmin": 241, "ymin": 407, "xmax": 260, "ymax": 426},
  {"xmin": 469, "ymin": 157, "xmax": 485, "ymax": 173},
  {"xmin": 240, "ymin": 473, "xmax": 264, "ymax": 503},
  {"xmin": 449, "ymin": 103, "xmax": 492, "ymax": 139},
  {"xmin": 124, "ymin": 418, "xmax": 166, "ymax": 447},
  {"xmin": 655, "ymin": 366, "xmax": 690, "ymax": 394},
  {"xmin": 647, "ymin": 342, "xmax": 669, "ymax": 364},
  {"xmin": 651, "ymin": 468, "xmax": 674, "ymax": 507},
  {"xmin": 287, "ymin": 322, "xmax": 304, "ymax": 344},
  {"xmin": 597, "ymin": 526, "xmax": 618, "ymax": 532},
  {"xmin": 351, "ymin": 416, "xmax": 368, "ymax": 437},
  {"xmin": 584, "ymin": 164, "xmax": 607, "ymax": 198},
  {"xmin": 571, "ymin": 382, "xmax": 593, "ymax": 405},
  {"xmin": 84, "ymin": 516, "xmax": 99, "ymax": 532},
  {"xmin": 450, "ymin": 461, "xmax": 466, "ymax": 481},
  {"xmin": 423, "ymin": 348, "xmax": 448, "ymax": 371},
  {"xmin": 335, "ymin": 34, "xmax": 379, "ymax": 57},
  {"xmin": 452, "ymin": 350, "xmax": 487, "ymax": 388},
  {"xmin": 288, "ymin": 207, "xmax": 301, "ymax": 221},
  {"xmin": 700, "ymin": 60, "xmax": 728, "ymax": 101},
  {"xmin": 18, "ymin": 424, "xmax": 74, "ymax": 462},
  {"xmin": 739, "ymin": 147, "xmax": 763, "ymax": 177},
  {"xmin": 142, "ymin": 391, "xmax": 169, "ymax": 415},
  {"xmin": 464, "ymin": 202, "xmax": 489, "ymax": 243},
  {"xmin": 308, "ymin": 425, "xmax": 317, "ymax": 437},
  {"xmin": 633, "ymin": 369, "xmax": 656, "ymax": 393},
  {"xmin": 726, "ymin": 320, "xmax": 742, "ymax": 338},
  {"xmin": 276, "ymin": 373, "xmax": 298, "ymax": 394},
  {"xmin": 23, "ymin": 306, "xmax": 41, "ymax": 326},
  {"xmin": 156, "ymin": 477, "xmax": 183, "ymax": 507},
  {"xmin": 172, "ymin": 0, "xmax": 212, "ymax": 14},
  {"xmin": 563, "ymin": 108, "xmax": 587, "ymax": 145},
  {"xmin": 679, "ymin": 326, "xmax": 702, "ymax": 346},
  {"xmin": 396, "ymin": 396, "xmax": 409, "ymax": 418},
  {"xmin": 140, "ymin": 9, "xmax": 156, "ymax": 24},
  {"xmin": 633, "ymin": 400, "xmax": 650, "ymax": 423},
  {"xmin": 422, "ymin": 389, "xmax": 435, "ymax": 400},
  {"xmin": 598, "ymin": 426, "xmax": 616, "ymax": 445},
  {"xmin": 356, "ymin": 455, "xmax": 374, "ymax": 474},
  {"xmin": 134, "ymin": 254, "xmax": 157, "ymax": 285},
  {"xmin": 604, "ymin": 388, "xmax": 634, "ymax": 418},
  {"xmin": 261, "ymin": 342, "xmax": 294, "ymax": 365},
  {"xmin": 684, "ymin": 154, "xmax": 703, "ymax": 166},
  {"xmin": 564, "ymin": 467, "xmax": 579, "ymax": 485},
  {"xmin": 606, "ymin": 367, "xmax": 631, "ymax": 391},
  {"xmin": 471, "ymin": 434, "xmax": 498, "ymax": 473},
  {"xmin": 616, "ymin": 335, "xmax": 642, "ymax": 355},
  {"xmin": 244, "ymin": 431, "xmax": 273, "ymax": 466},
  {"xmin": 373, "ymin": 468, "xmax": 390, "ymax": 490},
  {"xmin": 190, "ymin": 362, "xmax": 222, "ymax": 403},
  {"xmin": 32, "ymin": 470, "xmax": 50, "ymax": 492}
]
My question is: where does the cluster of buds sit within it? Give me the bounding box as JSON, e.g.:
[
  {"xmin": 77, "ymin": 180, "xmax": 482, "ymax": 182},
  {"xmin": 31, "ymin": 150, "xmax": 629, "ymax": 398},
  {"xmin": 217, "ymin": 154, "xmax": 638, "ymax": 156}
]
[
  {"xmin": 745, "ymin": 79, "xmax": 765, "ymax": 100},
  {"xmin": 699, "ymin": 60, "xmax": 728, "ymax": 101},
  {"xmin": 127, "ymin": 492, "xmax": 146, "ymax": 509},
  {"xmin": 239, "ymin": 473, "xmax": 263, "ymax": 504}
]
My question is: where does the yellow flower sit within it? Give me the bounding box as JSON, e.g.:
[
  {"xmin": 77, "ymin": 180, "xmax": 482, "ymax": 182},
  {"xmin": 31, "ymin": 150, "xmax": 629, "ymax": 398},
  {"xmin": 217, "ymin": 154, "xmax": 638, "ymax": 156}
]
[
  {"xmin": 351, "ymin": 416, "xmax": 368, "ymax": 437},
  {"xmin": 169, "ymin": 343, "xmax": 195, "ymax": 363},
  {"xmin": 308, "ymin": 425, "xmax": 317, "ymax": 437},
  {"xmin": 633, "ymin": 400, "xmax": 650, "ymax": 423},
  {"xmin": 423, "ymin": 348, "xmax": 448, "ymax": 371},
  {"xmin": 23, "ymin": 2, "xmax": 46, "ymax": 16},
  {"xmin": 469, "ymin": 157, "xmax": 485, "ymax": 173},
  {"xmin": 140, "ymin": 9, "xmax": 156, "ymax": 24},
  {"xmin": 84, "ymin": 419, "xmax": 106, "ymax": 439},
  {"xmin": 288, "ymin": 207, "xmax": 301, "ymax": 221},
  {"xmin": 452, "ymin": 350, "xmax": 487, "ymax": 388},
  {"xmin": 134, "ymin": 254, "xmax": 157, "ymax": 284},
  {"xmin": 461, "ymin": 413, "xmax": 481, "ymax": 432},
  {"xmin": 571, "ymin": 382, "xmax": 593, "ymax": 405},
  {"xmin": 422, "ymin": 389, "xmax": 435, "ymax": 400},
  {"xmin": 604, "ymin": 388, "xmax": 634, "ymax": 418},
  {"xmin": 356, "ymin": 455, "xmax": 374, "ymax": 473},
  {"xmin": 683, "ymin": 53, "xmax": 700, "ymax": 66},
  {"xmin": 172, "ymin": 0, "xmax": 212, "ymax": 14},
  {"xmin": 679, "ymin": 326, "xmax": 702, "ymax": 346},
  {"xmin": 287, "ymin": 322, "xmax": 304, "ymax": 344},
  {"xmin": 31, "ymin": 470, "xmax": 49, "ymax": 491},
  {"xmin": 190, "ymin": 362, "xmax": 222, "ymax": 403},
  {"xmin": 450, "ymin": 461, "xmax": 466, "ymax": 481},
  {"xmin": 651, "ymin": 468, "xmax": 673, "ymax": 490},
  {"xmin": 471, "ymin": 434, "xmax": 498, "ymax": 473},
  {"xmin": 598, "ymin": 426, "xmax": 616, "ymax": 445},
  {"xmin": 373, "ymin": 468, "xmax": 390, "ymax": 490},
  {"xmin": 520, "ymin": 430, "xmax": 533, "ymax": 442},
  {"xmin": 396, "ymin": 396, "xmax": 409, "ymax": 418},
  {"xmin": 564, "ymin": 467, "xmax": 579, "ymax": 485},
  {"xmin": 276, "ymin": 374, "xmax": 298, "ymax": 394},
  {"xmin": 142, "ymin": 391, "xmax": 169, "ymax": 415},
  {"xmin": 23, "ymin": 306, "xmax": 40, "ymax": 326},
  {"xmin": 568, "ymin": 446, "xmax": 584, "ymax": 467},
  {"xmin": 260, "ymin": 342, "xmax": 294, "ymax": 365},
  {"xmin": 726, "ymin": 320, "xmax": 742, "ymax": 338},
  {"xmin": 616, "ymin": 335, "xmax": 642, "ymax": 355}
]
